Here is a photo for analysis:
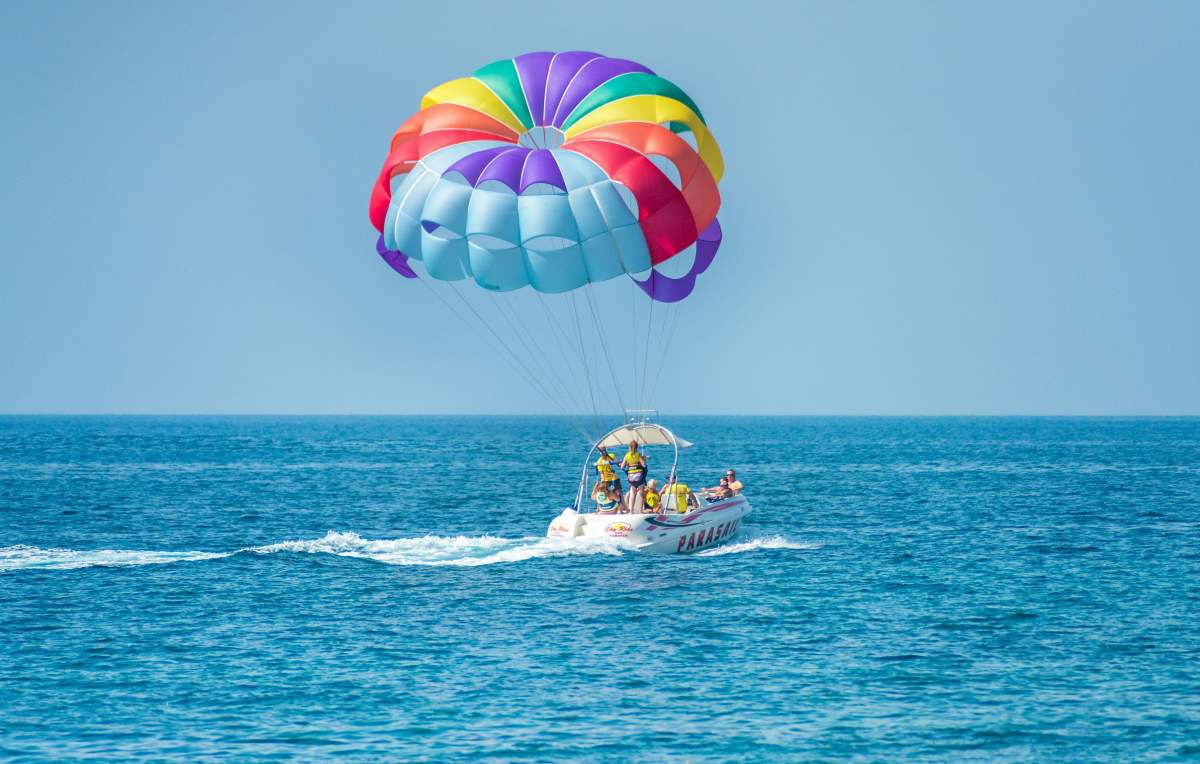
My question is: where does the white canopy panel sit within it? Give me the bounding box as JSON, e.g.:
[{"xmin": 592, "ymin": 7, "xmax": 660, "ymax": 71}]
[{"xmin": 599, "ymin": 425, "xmax": 692, "ymax": 449}]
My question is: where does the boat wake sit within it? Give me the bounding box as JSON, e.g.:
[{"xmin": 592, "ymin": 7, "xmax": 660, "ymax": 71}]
[
  {"xmin": 0, "ymin": 530, "xmax": 818, "ymax": 571},
  {"xmin": 249, "ymin": 531, "xmax": 628, "ymax": 567},
  {"xmin": 0, "ymin": 545, "xmax": 233, "ymax": 571}
]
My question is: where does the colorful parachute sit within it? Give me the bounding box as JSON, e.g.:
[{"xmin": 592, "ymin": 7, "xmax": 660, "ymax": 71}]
[{"xmin": 369, "ymin": 51, "xmax": 724, "ymax": 303}]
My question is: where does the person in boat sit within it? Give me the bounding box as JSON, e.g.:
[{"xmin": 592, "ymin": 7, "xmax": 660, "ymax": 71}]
[
  {"xmin": 621, "ymin": 441, "xmax": 648, "ymax": 512},
  {"xmin": 642, "ymin": 479, "xmax": 662, "ymax": 514},
  {"xmin": 594, "ymin": 445, "xmax": 619, "ymax": 487},
  {"xmin": 725, "ymin": 469, "xmax": 744, "ymax": 494},
  {"xmin": 593, "ymin": 480, "xmax": 622, "ymax": 514},
  {"xmin": 704, "ymin": 476, "xmax": 734, "ymax": 501},
  {"xmin": 666, "ymin": 476, "xmax": 698, "ymax": 513}
]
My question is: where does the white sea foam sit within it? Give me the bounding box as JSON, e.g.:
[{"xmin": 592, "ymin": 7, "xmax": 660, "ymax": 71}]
[
  {"xmin": 0, "ymin": 544, "xmax": 232, "ymax": 571},
  {"xmin": 695, "ymin": 534, "xmax": 822, "ymax": 557},
  {"xmin": 0, "ymin": 530, "xmax": 817, "ymax": 571},
  {"xmin": 247, "ymin": 531, "xmax": 628, "ymax": 567}
]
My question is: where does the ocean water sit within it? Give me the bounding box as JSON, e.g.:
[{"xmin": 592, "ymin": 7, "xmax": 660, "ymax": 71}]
[{"xmin": 1, "ymin": 416, "xmax": 1198, "ymax": 761}]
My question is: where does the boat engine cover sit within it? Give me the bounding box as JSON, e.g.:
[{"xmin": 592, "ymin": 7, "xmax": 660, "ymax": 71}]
[{"xmin": 546, "ymin": 508, "xmax": 583, "ymax": 539}]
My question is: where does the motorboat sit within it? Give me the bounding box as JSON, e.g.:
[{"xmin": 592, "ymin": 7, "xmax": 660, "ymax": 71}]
[{"xmin": 546, "ymin": 412, "xmax": 751, "ymax": 554}]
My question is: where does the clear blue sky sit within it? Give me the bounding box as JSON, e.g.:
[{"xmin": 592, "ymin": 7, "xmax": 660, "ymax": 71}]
[{"xmin": 2, "ymin": 1, "xmax": 1197, "ymax": 415}]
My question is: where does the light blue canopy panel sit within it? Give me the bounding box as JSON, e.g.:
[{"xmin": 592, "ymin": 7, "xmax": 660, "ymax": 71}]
[{"xmin": 383, "ymin": 144, "xmax": 651, "ymax": 292}]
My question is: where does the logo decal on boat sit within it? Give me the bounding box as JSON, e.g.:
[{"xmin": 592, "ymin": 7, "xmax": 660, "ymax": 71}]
[
  {"xmin": 549, "ymin": 523, "xmax": 569, "ymax": 536},
  {"xmin": 605, "ymin": 522, "xmax": 633, "ymax": 537},
  {"xmin": 677, "ymin": 518, "xmax": 740, "ymax": 551}
]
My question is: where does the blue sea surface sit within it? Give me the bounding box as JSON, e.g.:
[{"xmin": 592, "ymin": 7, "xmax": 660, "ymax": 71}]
[{"xmin": 1, "ymin": 416, "xmax": 1198, "ymax": 761}]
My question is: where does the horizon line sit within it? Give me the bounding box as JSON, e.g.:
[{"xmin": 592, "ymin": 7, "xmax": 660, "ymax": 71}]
[{"xmin": 2, "ymin": 412, "xmax": 1199, "ymax": 418}]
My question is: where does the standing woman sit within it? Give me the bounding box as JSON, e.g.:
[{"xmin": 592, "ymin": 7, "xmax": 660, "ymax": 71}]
[{"xmin": 621, "ymin": 441, "xmax": 648, "ymax": 512}]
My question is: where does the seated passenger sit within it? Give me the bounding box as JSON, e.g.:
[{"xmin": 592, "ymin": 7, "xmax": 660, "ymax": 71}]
[
  {"xmin": 593, "ymin": 480, "xmax": 622, "ymax": 513},
  {"xmin": 704, "ymin": 477, "xmax": 734, "ymax": 501},
  {"xmin": 642, "ymin": 479, "xmax": 662, "ymax": 514},
  {"xmin": 725, "ymin": 469, "xmax": 744, "ymax": 494},
  {"xmin": 669, "ymin": 480, "xmax": 697, "ymax": 513}
]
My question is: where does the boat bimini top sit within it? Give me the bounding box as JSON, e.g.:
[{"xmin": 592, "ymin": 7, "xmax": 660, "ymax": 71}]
[
  {"xmin": 597, "ymin": 424, "xmax": 692, "ymax": 450},
  {"xmin": 573, "ymin": 410, "xmax": 690, "ymax": 512}
]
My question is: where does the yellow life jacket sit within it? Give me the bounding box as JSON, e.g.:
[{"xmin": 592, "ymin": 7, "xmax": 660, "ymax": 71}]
[
  {"xmin": 644, "ymin": 489, "xmax": 660, "ymax": 509},
  {"xmin": 595, "ymin": 453, "xmax": 617, "ymax": 480},
  {"xmin": 671, "ymin": 483, "xmax": 690, "ymax": 511},
  {"xmin": 622, "ymin": 450, "xmax": 645, "ymax": 480}
]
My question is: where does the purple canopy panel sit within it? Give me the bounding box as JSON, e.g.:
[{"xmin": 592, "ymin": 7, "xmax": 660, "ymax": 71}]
[
  {"xmin": 376, "ymin": 234, "xmax": 418, "ymax": 279},
  {"xmin": 446, "ymin": 146, "xmax": 524, "ymax": 186},
  {"xmin": 519, "ymin": 150, "xmax": 566, "ymax": 192},
  {"xmin": 447, "ymin": 146, "xmax": 567, "ymax": 194},
  {"xmin": 550, "ymin": 57, "xmax": 655, "ymax": 127},
  {"xmin": 478, "ymin": 149, "xmax": 534, "ymax": 191},
  {"xmin": 542, "ymin": 51, "xmax": 603, "ymax": 125},
  {"xmin": 632, "ymin": 218, "xmax": 721, "ymax": 303},
  {"xmin": 514, "ymin": 52, "xmax": 555, "ymax": 127}
]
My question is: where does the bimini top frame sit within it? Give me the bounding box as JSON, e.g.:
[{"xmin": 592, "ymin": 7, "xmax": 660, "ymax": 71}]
[{"xmin": 573, "ymin": 411, "xmax": 690, "ymax": 512}]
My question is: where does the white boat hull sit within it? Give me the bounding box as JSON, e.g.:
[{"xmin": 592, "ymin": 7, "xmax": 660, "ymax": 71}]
[{"xmin": 547, "ymin": 495, "xmax": 751, "ymax": 554}]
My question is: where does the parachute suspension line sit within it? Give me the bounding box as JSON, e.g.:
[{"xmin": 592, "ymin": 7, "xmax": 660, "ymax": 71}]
[
  {"xmin": 593, "ymin": 313, "xmax": 620, "ymax": 414},
  {"xmin": 583, "ymin": 282, "xmax": 627, "ymax": 415},
  {"xmin": 590, "ymin": 182, "xmax": 641, "ymax": 416},
  {"xmin": 538, "ymin": 292, "xmax": 601, "ymax": 435},
  {"xmin": 580, "ymin": 291, "xmax": 615, "ymax": 413},
  {"xmin": 649, "ymin": 298, "xmax": 685, "ymax": 406},
  {"xmin": 543, "ymin": 294, "xmax": 603, "ymax": 432},
  {"xmin": 639, "ymin": 291, "xmax": 655, "ymax": 410},
  {"xmin": 415, "ymin": 278, "xmax": 572, "ymax": 428},
  {"xmin": 631, "ymin": 278, "xmax": 640, "ymax": 414},
  {"xmin": 568, "ymin": 290, "xmax": 603, "ymax": 433},
  {"xmin": 484, "ymin": 293, "xmax": 573, "ymax": 417},
  {"xmin": 487, "ymin": 291, "xmax": 586, "ymax": 421},
  {"xmin": 471, "ymin": 291, "xmax": 576, "ymax": 419},
  {"xmin": 652, "ymin": 299, "xmax": 681, "ymax": 405},
  {"xmin": 516, "ymin": 293, "xmax": 582, "ymax": 415},
  {"xmin": 441, "ymin": 281, "xmax": 591, "ymax": 441},
  {"xmin": 516, "ymin": 293, "xmax": 598, "ymax": 435}
]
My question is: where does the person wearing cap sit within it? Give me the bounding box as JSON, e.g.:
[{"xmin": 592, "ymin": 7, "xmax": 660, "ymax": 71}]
[
  {"xmin": 594, "ymin": 445, "xmax": 619, "ymax": 486},
  {"xmin": 725, "ymin": 469, "xmax": 744, "ymax": 494},
  {"xmin": 642, "ymin": 479, "xmax": 662, "ymax": 513}
]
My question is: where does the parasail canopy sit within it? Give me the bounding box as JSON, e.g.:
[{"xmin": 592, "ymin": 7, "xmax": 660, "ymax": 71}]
[{"xmin": 369, "ymin": 51, "xmax": 725, "ymax": 303}]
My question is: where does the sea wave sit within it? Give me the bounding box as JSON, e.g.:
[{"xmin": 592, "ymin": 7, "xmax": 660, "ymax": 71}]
[{"xmin": 0, "ymin": 530, "xmax": 817, "ymax": 571}]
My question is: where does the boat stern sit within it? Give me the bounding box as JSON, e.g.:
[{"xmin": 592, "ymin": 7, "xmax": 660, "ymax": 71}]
[{"xmin": 546, "ymin": 508, "xmax": 584, "ymax": 539}]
